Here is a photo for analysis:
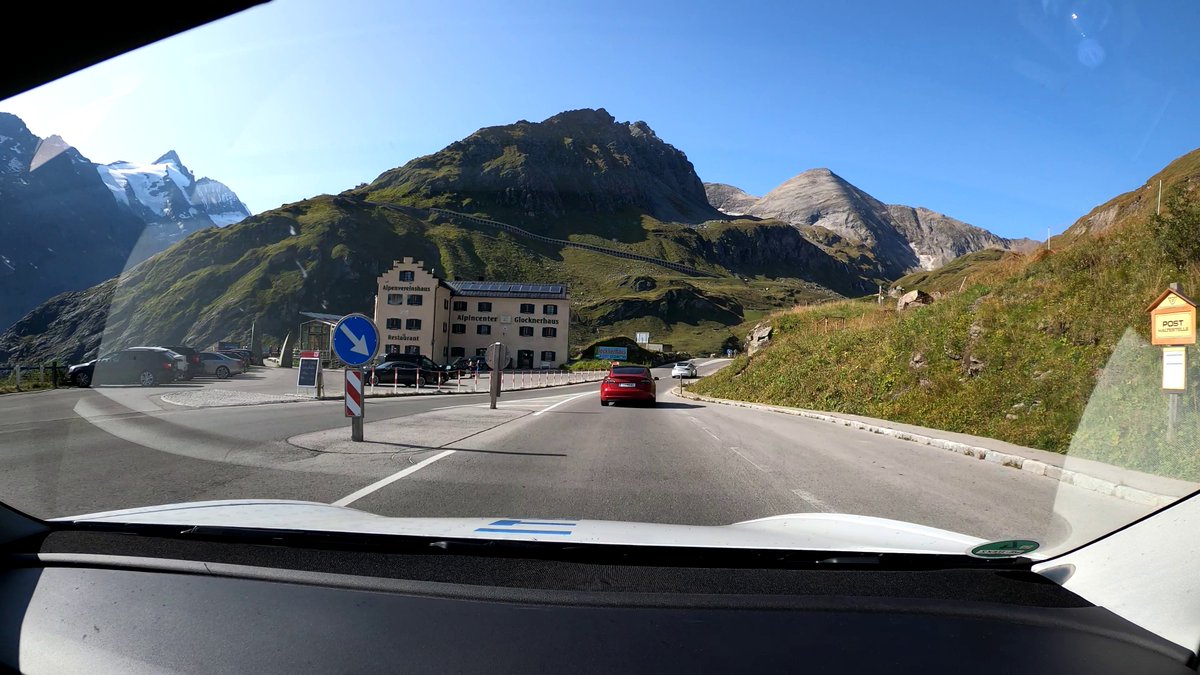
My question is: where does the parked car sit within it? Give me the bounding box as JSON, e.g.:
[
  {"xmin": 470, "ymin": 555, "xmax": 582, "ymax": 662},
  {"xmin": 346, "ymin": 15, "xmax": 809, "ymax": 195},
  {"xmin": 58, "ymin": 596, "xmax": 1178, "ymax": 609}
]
[
  {"xmin": 67, "ymin": 359, "xmax": 98, "ymax": 387},
  {"xmin": 88, "ymin": 347, "xmax": 182, "ymax": 387},
  {"xmin": 599, "ymin": 364, "xmax": 658, "ymax": 407},
  {"xmin": 445, "ymin": 355, "xmax": 490, "ymax": 375},
  {"xmin": 671, "ymin": 361, "xmax": 698, "ymax": 379},
  {"xmin": 225, "ymin": 349, "xmax": 254, "ymax": 366},
  {"xmin": 370, "ymin": 354, "xmax": 445, "ymax": 387},
  {"xmin": 134, "ymin": 347, "xmax": 189, "ymax": 381},
  {"xmin": 196, "ymin": 351, "xmax": 245, "ymax": 378},
  {"xmin": 161, "ymin": 345, "xmax": 200, "ymax": 380},
  {"xmin": 217, "ymin": 350, "xmax": 251, "ymax": 369}
]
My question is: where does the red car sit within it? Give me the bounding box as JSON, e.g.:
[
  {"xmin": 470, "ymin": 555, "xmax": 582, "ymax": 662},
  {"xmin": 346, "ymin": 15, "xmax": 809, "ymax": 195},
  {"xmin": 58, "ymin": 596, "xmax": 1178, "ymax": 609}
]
[{"xmin": 599, "ymin": 364, "xmax": 658, "ymax": 407}]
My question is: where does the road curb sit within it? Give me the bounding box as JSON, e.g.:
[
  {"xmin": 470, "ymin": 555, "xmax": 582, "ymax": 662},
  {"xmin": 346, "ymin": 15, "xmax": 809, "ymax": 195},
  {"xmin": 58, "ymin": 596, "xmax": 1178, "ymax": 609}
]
[{"xmin": 673, "ymin": 387, "xmax": 1182, "ymax": 509}]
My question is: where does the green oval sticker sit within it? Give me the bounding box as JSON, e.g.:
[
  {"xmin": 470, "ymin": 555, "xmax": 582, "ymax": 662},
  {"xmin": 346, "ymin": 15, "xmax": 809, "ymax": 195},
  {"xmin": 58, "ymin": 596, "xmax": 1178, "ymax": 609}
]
[{"xmin": 969, "ymin": 540, "xmax": 1040, "ymax": 558}]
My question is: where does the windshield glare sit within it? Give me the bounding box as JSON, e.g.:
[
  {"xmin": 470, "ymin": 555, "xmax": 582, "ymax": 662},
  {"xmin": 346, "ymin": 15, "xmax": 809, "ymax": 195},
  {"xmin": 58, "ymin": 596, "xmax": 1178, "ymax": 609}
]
[{"xmin": 1, "ymin": 0, "xmax": 1198, "ymax": 562}]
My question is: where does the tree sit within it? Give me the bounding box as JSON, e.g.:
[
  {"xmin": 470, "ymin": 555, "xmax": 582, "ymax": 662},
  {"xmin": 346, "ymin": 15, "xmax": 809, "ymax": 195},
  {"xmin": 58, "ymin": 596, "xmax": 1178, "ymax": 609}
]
[{"xmin": 1152, "ymin": 183, "xmax": 1200, "ymax": 268}]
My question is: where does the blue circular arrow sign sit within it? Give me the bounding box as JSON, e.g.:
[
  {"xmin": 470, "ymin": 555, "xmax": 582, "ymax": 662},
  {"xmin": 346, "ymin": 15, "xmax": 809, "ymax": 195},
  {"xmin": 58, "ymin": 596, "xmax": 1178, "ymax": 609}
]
[{"xmin": 331, "ymin": 313, "xmax": 380, "ymax": 367}]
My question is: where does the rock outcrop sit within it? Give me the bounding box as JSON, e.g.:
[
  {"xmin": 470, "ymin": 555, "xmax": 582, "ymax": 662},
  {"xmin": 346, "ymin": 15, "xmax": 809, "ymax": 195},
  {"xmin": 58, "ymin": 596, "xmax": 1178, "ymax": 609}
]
[
  {"xmin": 897, "ymin": 289, "xmax": 934, "ymax": 311},
  {"xmin": 705, "ymin": 169, "xmax": 1028, "ymax": 278}
]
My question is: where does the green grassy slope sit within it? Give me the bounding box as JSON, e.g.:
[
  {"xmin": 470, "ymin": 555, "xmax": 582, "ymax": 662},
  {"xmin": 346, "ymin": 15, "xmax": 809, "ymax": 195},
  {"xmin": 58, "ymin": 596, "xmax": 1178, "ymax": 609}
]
[
  {"xmin": 38, "ymin": 191, "xmax": 850, "ymax": 361},
  {"xmin": 694, "ymin": 147, "xmax": 1200, "ymax": 480}
]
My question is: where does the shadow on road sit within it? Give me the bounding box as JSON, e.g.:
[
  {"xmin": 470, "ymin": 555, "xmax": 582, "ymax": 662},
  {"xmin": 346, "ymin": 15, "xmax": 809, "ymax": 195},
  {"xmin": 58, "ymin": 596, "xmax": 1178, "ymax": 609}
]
[{"xmin": 652, "ymin": 402, "xmax": 704, "ymax": 409}]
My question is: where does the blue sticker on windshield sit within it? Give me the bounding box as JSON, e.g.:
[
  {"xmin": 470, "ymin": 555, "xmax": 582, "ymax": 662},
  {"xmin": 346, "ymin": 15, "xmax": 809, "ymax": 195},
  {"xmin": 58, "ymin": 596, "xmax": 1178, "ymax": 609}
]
[{"xmin": 476, "ymin": 519, "xmax": 577, "ymax": 536}]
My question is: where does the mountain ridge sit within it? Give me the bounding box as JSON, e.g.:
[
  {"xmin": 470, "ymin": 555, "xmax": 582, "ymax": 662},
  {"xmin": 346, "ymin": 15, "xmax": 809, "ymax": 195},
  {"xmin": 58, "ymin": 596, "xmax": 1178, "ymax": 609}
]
[
  {"xmin": 0, "ymin": 111, "xmax": 252, "ymax": 332},
  {"xmin": 705, "ymin": 170, "xmax": 1031, "ymax": 276}
]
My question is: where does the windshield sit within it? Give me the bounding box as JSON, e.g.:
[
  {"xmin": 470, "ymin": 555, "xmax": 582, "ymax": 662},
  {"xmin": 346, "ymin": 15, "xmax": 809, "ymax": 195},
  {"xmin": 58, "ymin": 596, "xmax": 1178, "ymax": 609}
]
[{"xmin": 1, "ymin": 0, "xmax": 1199, "ymax": 562}]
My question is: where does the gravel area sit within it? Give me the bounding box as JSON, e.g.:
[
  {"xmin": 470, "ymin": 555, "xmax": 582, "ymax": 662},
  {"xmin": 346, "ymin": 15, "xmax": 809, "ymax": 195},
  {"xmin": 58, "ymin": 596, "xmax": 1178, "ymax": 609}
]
[{"xmin": 161, "ymin": 389, "xmax": 310, "ymax": 408}]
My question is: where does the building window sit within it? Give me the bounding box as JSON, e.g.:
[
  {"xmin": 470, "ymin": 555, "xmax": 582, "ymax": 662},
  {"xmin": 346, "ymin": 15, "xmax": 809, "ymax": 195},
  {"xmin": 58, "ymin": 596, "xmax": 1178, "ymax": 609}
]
[
  {"xmin": 477, "ymin": 325, "xmax": 491, "ymax": 335},
  {"xmin": 385, "ymin": 344, "xmax": 400, "ymax": 355},
  {"xmin": 406, "ymin": 294, "xmax": 423, "ymax": 306},
  {"xmin": 405, "ymin": 319, "xmax": 422, "ymax": 330},
  {"xmin": 520, "ymin": 303, "xmax": 534, "ymax": 314},
  {"xmin": 442, "ymin": 347, "xmax": 448, "ymax": 357},
  {"xmin": 404, "ymin": 345, "xmax": 420, "ymax": 355},
  {"xmin": 543, "ymin": 304, "xmax": 558, "ymax": 315},
  {"xmin": 518, "ymin": 326, "xmax": 533, "ymax": 337},
  {"xmin": 478, "ymin": 302, "xmax": 492, "ymax": 312},
  {"xmin": 387, "ymin": 293, "xmax": 403, "ymax": 305},
  {"xmin": 385, "ymin": 318, "xmax": 402, "ymax": 330},
  {"xmin": 399, "ymin": 271, "xmax": 415, "ymax": 282},
  {"xmin": 451, "ymin": 323, "xmax": 466, "ymax": 334},
  {"xmin": 453, "ymin": 301, "xmax": 467, "ymax": 311},
  {"xmin": 476, "ymin": 348, "xmax": 487, "ymax": 357},
  {"xmin": 541, "ymin": 351, "xmax": 556, "ymax": 362},
  {"xmin": 444, "ymin": 299, "xmax": 449, "ymax": 309},
  {"xmin": 442, "ymin": 322, "xmax": 447, "ymax": 333},
  {"xmin": 542, "ymin": 327, "xmax": 557, "ymax": 338},
  {"xmin": 450, "ymin": 347, "xmax": 465, "ymax": 357}
]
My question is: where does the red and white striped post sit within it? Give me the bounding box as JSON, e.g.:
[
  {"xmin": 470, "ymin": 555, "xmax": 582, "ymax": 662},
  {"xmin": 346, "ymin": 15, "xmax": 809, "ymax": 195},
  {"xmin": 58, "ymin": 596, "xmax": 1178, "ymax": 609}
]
[{"xmin": 345, "ymin": 368, "xmax": 364, "ymax": 441}]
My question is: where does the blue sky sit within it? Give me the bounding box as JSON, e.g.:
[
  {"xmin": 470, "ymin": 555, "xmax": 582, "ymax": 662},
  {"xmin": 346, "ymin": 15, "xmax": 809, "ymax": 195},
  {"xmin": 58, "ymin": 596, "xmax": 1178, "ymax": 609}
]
[{"xmin": 3, "ymin": 0, "xmax": 1197, "ymax": 240}]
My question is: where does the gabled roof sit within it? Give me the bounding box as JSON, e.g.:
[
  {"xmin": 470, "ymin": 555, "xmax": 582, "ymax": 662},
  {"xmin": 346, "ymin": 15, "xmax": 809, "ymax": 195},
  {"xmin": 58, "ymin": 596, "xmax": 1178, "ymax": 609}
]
[{"xmin": 1147, "ymin": 287, "xmax": 1198, "ymax": 312}]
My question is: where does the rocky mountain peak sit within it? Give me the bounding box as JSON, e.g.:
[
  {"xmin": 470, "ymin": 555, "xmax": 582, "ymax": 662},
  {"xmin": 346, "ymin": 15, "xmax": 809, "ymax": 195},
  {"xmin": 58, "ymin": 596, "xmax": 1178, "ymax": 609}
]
[
  {"xmin": 363, "ymin": 108, "xmax": 722, "ymax": 227},
  {"xmin": 710, "ymin": 169, "xmax": 1026, "ymax": 277},
  {"xmin": 542, "ymin": 107, "xmax": 617, "ymax": 127},
  {"xmin": 154, "ymin": 149, "xmax": 184, "ymax": 167}
]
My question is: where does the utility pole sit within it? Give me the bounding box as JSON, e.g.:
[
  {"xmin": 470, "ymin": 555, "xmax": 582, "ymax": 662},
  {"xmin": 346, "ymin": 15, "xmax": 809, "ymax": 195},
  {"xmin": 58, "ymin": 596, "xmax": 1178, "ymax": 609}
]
[{"xmin": 1158, "ymin": 179, "xmax": 1163, "ymax": 216}]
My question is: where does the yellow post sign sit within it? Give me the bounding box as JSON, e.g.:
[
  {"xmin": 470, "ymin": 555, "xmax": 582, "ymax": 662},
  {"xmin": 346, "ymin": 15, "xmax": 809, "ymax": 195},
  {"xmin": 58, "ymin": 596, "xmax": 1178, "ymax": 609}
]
[{"xmin": 1148, "ymin": 287, "xmax": 1197, "ymax": 346}]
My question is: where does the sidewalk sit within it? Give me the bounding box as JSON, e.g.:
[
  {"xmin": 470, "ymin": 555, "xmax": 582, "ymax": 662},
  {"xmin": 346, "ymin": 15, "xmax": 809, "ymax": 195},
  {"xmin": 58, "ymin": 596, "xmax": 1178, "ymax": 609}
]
[{"xmin": 675, "ymin": 387, "xmax": 1198, "ymax": 509}]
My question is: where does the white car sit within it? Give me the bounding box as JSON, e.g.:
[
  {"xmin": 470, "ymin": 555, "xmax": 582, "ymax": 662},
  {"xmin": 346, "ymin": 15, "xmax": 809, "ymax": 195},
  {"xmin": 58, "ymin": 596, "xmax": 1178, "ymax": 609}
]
[{"xmin": 671, "ymin": 361, "xmax": 698, "ymax": 378}]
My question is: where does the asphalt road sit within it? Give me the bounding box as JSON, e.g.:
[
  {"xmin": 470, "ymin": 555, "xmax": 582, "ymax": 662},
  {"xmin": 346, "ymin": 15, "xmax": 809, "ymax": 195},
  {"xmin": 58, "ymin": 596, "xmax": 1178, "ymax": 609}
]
[{"xmin": 0, "ymin": 360, "xmax": 1150, "ymax": 552}]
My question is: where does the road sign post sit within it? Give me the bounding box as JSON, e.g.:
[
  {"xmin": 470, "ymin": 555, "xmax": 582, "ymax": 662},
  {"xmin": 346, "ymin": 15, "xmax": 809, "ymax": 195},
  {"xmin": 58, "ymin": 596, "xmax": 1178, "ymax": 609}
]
[
  {"xmin": 332, "ymin": 314, "xmax": 380, "ymax": 442},
  {"xmin": 1148, "ymin": 283, "xmax": 1197, "ymax": 442},
  {"xmin": 486, "ymin": 342, "xmax": 508, "ymax": 410}
]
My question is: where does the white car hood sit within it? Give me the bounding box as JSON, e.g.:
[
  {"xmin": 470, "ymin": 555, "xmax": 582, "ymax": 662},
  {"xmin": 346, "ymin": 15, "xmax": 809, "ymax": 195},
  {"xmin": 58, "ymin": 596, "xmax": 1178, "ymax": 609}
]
[{"xmin": 56, "ymin": 499, "xmax": 986, "ymax": 555}]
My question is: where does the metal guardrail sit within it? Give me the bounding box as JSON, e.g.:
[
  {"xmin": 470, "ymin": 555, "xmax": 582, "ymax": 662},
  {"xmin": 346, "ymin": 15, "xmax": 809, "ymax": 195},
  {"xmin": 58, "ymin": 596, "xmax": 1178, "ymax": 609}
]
[{"xmin": 0, "ymin": 362, "xmax": 65, "ymax": 389}]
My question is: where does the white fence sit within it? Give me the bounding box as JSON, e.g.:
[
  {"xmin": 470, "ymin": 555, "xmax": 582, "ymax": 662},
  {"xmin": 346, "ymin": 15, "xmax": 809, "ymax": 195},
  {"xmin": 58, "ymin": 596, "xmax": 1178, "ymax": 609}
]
[{"xmin": 367, "ymin": 369, "xmax": 607, "ymax": 396}]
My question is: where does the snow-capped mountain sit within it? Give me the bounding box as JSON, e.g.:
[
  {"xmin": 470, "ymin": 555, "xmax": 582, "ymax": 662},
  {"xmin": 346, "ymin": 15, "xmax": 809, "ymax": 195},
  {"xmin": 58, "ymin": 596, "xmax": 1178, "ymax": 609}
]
[
  {"xmin": 0, "ymin": 111, "xmax": 253, "ymax": 333},
  {"xmin": 97, "ymin": 150, "xmax": 251, "ymax": 247}
]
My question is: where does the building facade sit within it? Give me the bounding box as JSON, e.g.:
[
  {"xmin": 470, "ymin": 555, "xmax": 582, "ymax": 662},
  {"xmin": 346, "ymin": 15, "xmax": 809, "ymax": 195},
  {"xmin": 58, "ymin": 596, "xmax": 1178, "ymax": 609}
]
[{"xmin": 374, "ymin": 258, "xmax": 569, "ymax": 368}]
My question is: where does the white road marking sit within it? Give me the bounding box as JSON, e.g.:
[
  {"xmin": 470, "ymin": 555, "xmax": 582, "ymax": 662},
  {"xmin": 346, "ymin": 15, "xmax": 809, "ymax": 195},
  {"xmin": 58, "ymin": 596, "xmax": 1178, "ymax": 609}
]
[
  {"xmin": 430, "ymin": 392, "xmax": 588, "ymax": 412},
  {"xmin": 533, "ymin": 391, "xmax": 595, "ymax": 416},
  {"xmin": 684, "ymin": 414, "xmax": 722, "ymax": 440},
  {"xmin": 333, "ymin": 390, "xmax": 596, "ymax": 505},
  {"xmin": 332, "ymin": 449, "xmax": 457, "ymax": 507},
  {"xmin": 729, "ymin": 445, "xmax": 769, "ymax": 472},
  {"xmin": 791, "ymin": 488, "xmax": 833, "ymax": 512}
]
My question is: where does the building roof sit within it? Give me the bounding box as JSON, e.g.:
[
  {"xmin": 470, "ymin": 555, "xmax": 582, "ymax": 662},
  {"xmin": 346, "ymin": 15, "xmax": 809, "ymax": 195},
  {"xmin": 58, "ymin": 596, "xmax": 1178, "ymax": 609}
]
[
  {"xmin": 299, "ymin": 311, "xmax": 343, "ymax": 324},
  {"xmin": 443, "ymin": 280, "xmax": 568, "ymax": 299}
]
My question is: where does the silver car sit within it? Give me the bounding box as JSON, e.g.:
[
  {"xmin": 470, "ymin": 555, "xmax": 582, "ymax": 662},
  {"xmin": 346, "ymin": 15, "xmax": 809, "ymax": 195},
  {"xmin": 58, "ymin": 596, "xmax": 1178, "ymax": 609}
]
[
  {"xmin": 671, "ymin": 361, "xmax": 698, "ymax": 378},
  {"xmin": 197, "ymin": 351, "xmax": 245, "ymax": 378}
]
